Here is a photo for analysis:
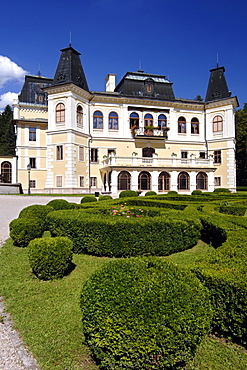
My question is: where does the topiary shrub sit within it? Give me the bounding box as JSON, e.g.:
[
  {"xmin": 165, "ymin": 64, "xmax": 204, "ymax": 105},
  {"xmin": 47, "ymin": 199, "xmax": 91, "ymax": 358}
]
[
  {"xmin": 9, "ymin": 218, "xmax": 44, "ymax": 248},
  {"xmin": 47, "ymin": 199, "xmax": 74, "ymax": 210},
  {"xmin": 167, "ymin": 190, "xmax": 178, "ymax": 196},
  {"xmin": 145, "ymin": 191, "xmax": 157, "ymax": 196},
  {"xmin": 119, "ymin": 190, "xmax": 138, "ymax": 198},
  {"xmin": 19, "ymin": 204, "xmax": 54, "ymax": 219},
  {"xmin": 191, "ymin": 190, "xmax": 203, "ymax": 195},
  {"xmin": 81, "ymin": 257, "xmax": 212, "ymax": 370},
  {"xmin": 28, "ymin": 237, "xmax": 73, "ymax": 280},
  {"xmin": 80, "ymin": 196, "xmax": 97, "ymax": 203},
  {"xmin": 99, "ymin": 195, "xmax": 113, "ymax": 201},
  {"xmin": 213, "ymin": 188, "xmax": 231, "ymax": 193}
]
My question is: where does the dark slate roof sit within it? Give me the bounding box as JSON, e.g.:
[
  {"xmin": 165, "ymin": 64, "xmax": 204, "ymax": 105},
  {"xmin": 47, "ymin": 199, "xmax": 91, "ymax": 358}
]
[
  {"xmin": 115, "ymin": 71, "xmax": 175, "ymax": 100},
  {"xmin": 52, "ymin": 46, "xmax": 89, "ymax": 91},
  {"xmin": 205, "ymin": 66, "xmax": 231, "ymax": 102},
  {"xmin": 18, "ymin": 75, "xmax": 53, "ymax": 105}
]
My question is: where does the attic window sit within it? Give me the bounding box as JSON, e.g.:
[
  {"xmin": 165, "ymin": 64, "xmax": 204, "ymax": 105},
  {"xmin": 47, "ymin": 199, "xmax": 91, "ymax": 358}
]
[{"xmin": 147, "ymin": 84, "xmax": 152, "ymax": 93}]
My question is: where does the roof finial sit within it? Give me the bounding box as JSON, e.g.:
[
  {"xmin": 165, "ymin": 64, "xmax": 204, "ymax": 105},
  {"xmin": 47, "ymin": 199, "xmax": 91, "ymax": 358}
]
[
  {"xmin": 138, "ymin": 60, "xmax": 144, "ymax": 73},
  {"xmin": 216, "ymin": 53, "xmax": 219, "ymax": 68},
  {"xmin": 69, "ymin": 31, "xmax": 72, "ymax": 47},
  {"xmin": 37, "ymin": 63, "xmax": 41, "ymax": 76}
]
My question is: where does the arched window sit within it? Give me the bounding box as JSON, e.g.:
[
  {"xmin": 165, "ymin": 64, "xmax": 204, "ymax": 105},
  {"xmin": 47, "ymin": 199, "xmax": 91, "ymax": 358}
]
[
  {"xmin": 77, "ymin": 105, "xmax": 83, "ymax": 126},
  {"xmin": 56, "ymin": 103, "xmax": 65, "ymax": 123},
  {"xmin": 196, "ymin": 172, "xmax": 208, "ymax": 190},
  {"xmin": 138, "ymin": 171, "xmax": 151, "ymax": 191},
  {"xmin": 191, "ymin": 117, "xmax": 199, "ymax": 134},
  {"xmin": 144, "ymin": 113, "xmax": 153, "ymax": 126},
  {"xmin": 213, "ymin": 115, "xmax": 223, "ymax": 132},
  {"xmin": 93, "ymin": 110, "xmax": 103, "ymax": 129},
  {"xmin": 158, "ymin": 114, "xmax": 167, "ymax": 129},
  {"xmin": 1, "ymin": 161, "xmax": 12, "ymax": 183},
  {"xmin": 109, "ymin": 111, "xmax": 118, "ymax": 130},
  {"xmin": 178, "ymin": 116, "xmax": 186, "ymax": 133},
  {"xmin": 178, "ymin": 171, "xmax": 189, "ymax": 190},
  {"xmin": 118, "ymin": 171, "xmax": 131, "ymax": 190},
  {"xmin": 158, "ymin": 172, "xmax": 170, "ymax": 191},
  {"xmin": 130, "ymin": 112, "xmax": 139, "ymax": 129}
]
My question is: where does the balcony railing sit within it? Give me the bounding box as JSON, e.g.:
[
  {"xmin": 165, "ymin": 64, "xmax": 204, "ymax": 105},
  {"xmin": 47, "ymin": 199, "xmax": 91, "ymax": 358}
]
[
  {"xmin": 102, "ymin": 154, "xmax": 214, "ymax": 168},
  {"xmin": 133, "ymin": 127, "xmax": 169, "ymax": 138}
]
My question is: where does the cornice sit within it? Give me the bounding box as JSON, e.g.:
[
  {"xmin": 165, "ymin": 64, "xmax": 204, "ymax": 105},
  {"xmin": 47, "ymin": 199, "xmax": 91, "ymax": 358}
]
[{"xmin": 45, "ymin": 84, "xmax": 92, "ymax": 100}]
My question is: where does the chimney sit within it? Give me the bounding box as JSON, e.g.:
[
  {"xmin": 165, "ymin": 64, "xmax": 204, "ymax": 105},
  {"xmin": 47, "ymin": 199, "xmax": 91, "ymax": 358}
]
[{"xmin": 105, "ymin": 73, "xmax": 116, "ymax": 92}]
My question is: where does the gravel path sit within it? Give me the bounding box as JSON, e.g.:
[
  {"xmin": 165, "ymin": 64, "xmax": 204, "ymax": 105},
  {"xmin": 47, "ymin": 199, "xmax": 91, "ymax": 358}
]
[{"xmin": 0, "ymin": 195, "xmax": 81, "ymax": 370}]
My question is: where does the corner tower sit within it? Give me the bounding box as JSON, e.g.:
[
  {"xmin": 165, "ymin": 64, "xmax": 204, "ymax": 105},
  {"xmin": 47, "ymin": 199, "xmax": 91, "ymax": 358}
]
[
  {"xmin": 205, "ymin": 66, "xmax": 231, "ymax": 102},
  {"xmin": 52, "ymin": 46, "xmax": 89, "ymax": 91}
]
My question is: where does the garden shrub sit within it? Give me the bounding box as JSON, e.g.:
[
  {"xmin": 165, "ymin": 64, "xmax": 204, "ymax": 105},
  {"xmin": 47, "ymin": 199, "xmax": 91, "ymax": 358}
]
[
  {"xmin": 81, "ymin": 257, "xmax": 212, "ymax": 370},
  {"xmin": 119, "ymin": 190, "xmax": 138, "ymax": 198},
  {"xmin": 167, "ymin": 190, "xmax": 178, "ymax": 196},
  {"xmin": 46, "ymin": 209, "xmax": 201, "ymax": 257},
  {"xmin": 98, "ymin": 195, "xmax": 113, "ymax": 201},
  {"xmin": 18, "ymin": 204, "xmax": 53, "ymax": 230},
  {"xmin": 219, "ymin": 205, "xmax": 247, "ymax": 216},
  {"xmin": 9, "ymin": 218, "xmax": 44, "ymax": 248},
  {"xmin": 145, "ymin": 191, "xmax": 157, "ymax": 196},
  {"xmin": 47, "ymin": 199, "xmax": 75, "ymax": 210},
  {"xmin": 191, "ymin": 190, "xmax": 203, "ymax": 195},
  {"xmin": 28, "ymin": 237, "xmax": 73, "ymax": 280},
  {"xmin": 80, "ymin": 196, "xmax": 97, "ymax": 203},
  {"xmin": 200, "ymin": 217, "xmax": 227, "ymax": 248},
  {"xmin": 213, "ymin": 188, "xmax": 231, "ymax": 193}
]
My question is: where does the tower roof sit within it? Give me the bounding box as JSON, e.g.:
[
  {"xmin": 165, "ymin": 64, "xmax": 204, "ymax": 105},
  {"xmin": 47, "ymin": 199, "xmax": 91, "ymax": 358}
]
[
  {"xmin": 205, "ymin": 66, "xmax": 231, "ymax": 102},
  {"xmin": 52, "ymin": 46, "xmax": 89, "ymax": 91}
]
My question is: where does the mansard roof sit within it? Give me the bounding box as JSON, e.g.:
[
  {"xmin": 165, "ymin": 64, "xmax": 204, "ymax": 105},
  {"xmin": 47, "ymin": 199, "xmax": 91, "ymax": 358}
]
[
  {"xmin": 205, "ymin": 66, "xmax": 231, "ymax": 102},
  {"xmin": 52, "ymin": 46, "xmax": 89, "ymax": 91},
  {"xmin": 115, "ymin": 71, "xmax": 175, "ymax": 100},
  {"xmin": 18, "ymin": 75, "xmax": 53, "ymax": 105}
]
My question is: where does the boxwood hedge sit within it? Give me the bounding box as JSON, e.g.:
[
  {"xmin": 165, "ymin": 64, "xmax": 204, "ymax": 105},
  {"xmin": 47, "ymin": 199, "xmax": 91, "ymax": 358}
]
[
  {"xmin": 80, "ymin": 257, "xmax": 212, "ymax": 370},
  {"xmin": 9, "ymin": 218, "xmax": 44, "ymax": 248},
  {"xmin": 46, "ymin": 209, "xmax": 201, "ymax": 257}
]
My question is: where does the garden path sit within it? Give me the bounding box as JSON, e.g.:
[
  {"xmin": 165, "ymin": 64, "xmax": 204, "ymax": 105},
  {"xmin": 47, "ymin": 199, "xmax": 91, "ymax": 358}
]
[{"xmin": 0, "ymin": 195, "xmax": 81, "ymax": 370}]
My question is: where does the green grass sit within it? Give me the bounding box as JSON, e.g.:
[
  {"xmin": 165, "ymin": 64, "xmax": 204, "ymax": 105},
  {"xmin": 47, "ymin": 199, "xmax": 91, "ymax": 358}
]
[{"xmin": 0, "ymin": 239, "xmax": 246, "ymax": 370}]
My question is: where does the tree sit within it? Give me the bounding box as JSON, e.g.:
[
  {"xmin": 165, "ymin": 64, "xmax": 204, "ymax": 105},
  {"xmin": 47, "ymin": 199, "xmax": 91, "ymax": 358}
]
[
  {"xmin": 235, "ymin": 103, "xmax": 247, "ymax": 186},
  {"xmin": 0, "ymin": 105, "xmax": 16, "ymax": 156}
]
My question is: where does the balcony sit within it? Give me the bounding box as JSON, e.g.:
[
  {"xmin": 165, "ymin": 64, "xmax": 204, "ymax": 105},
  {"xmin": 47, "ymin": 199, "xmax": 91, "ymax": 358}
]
[
  {"xmin": 131, "ymin": 126, "xmax": 169, "ymax": 139},
  {"xmin": 102, "ymin": 154, "xmax": 215, "ymax": 169}
]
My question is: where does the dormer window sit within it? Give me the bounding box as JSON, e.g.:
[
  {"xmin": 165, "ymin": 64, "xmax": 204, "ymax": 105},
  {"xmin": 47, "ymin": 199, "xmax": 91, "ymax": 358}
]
[{"xmin": 147, "ymin": 84, "xmax": 152, "ymax": 93}]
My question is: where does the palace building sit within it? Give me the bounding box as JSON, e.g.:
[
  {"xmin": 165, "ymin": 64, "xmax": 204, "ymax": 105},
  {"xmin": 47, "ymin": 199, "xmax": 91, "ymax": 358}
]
[{"xmin": 4, "ymin": 45, "xmax": 238, "ymax": 195}]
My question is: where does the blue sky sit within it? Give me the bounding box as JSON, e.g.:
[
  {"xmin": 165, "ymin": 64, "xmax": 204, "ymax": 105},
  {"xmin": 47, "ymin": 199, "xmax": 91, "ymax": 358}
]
[{"xmin": 0, "ymin": 0, "xmax": 246, "ymax": 109}]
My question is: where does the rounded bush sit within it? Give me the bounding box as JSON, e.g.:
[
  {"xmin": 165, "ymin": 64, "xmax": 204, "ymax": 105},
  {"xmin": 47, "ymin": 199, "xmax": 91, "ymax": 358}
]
[
  {"xmin": 191, "ymin": 190, "xmax": 203, "ymax": 195},
  {"xmin": 9, "ymin": 218, "xmax": 44, "ymax": 248},
  {"xmin": 98, "ymin": 195, "xmax": 113, "ymax": 201},
  {"xmin": 81, "ymin": 258, "xmax": 212, "ymax": 370},
  {"xmin": 47, "ymin": 199, "xmax": 73, "ymax": 210},
  {"xmin": 119, "ymin": 190, "xmax": 138, "ymax": 198},
  {"xmin": 167, "ymin": 190, "xmax": 178, "ymax": 196},
  {"xmin": 28, "ymin": 237, "xmax": 73, "ymax": 280},
  {"xmin": 213, "ymin": 188, "xmax": 231, "ymax": 193},
  {"xmin": 145, "ymin": 191, "xmax": 157, "ymax": 196},
  {"xmin": 80, "ymin": 196, "xmax": 97, "ymax": 203},
  {"xmin": 19, "ymin": 204, "xmax": 54, "ymax": 219}
]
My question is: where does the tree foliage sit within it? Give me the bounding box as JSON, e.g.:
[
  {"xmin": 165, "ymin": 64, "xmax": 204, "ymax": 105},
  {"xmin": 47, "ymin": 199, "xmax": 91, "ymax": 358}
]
[
  {"xmin": 0, "ymin": 105, "xmax": 16, "ymax": 156},
  {"xmin": 235, "ymin": 103, "xmax": 247, "ymax": 186}
]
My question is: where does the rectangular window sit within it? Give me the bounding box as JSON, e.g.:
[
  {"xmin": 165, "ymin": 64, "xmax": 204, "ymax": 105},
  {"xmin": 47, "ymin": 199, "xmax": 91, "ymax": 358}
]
[
  {"xmin": 29, "ymin": 158, "xmax": 36, "ymax": 169},
  {"xmin": 79, "ymin": 176, "xmax": 84, "ymax": 187},
  {"xmin": 214, "ymin": 177, "xmax": 221, "ymax": 186},
  {"xmin": 29, "ymin": 127, "xmax": 36, "ymax": 141},
  {"xmin": 108, "ymin": 149, "xmax": 116, "ymax": 156},
  {"xmin": 56, "ymin": 176, "xmax": 62, "ymax": 187},
  {"xmin": 29, "ymin": 180, "xmax": 36, "ymax": 188},
  {"xmin": 181, "ymin": 151, "xmax": 188, "ymax": 159},
  {"xmin": 214, "ymin": 150, "xmax": 221, "ymax": 164},
  {"xmin": 56, "ymin": 145, "xmax": 63, "ymax": 160},
  {"xmin": 79, "ymin": 146, "xmax": 84, "ymax": 161},
  {"xmin": 90, "ymin": 177, "xmax": 97, "ymax": 187},
  {"xmin": 199, "ymin": 152, "xmax": 206, "ymax": 159},
  {"xmin": 91, "ymin": 148, "xmax": 98, "ymax": 163}
]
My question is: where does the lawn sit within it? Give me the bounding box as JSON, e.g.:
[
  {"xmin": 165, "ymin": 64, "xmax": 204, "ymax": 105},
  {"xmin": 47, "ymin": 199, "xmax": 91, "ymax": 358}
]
[{"xmin": 0, "ymin": 238, "xmax": 246, "ymax": 369}]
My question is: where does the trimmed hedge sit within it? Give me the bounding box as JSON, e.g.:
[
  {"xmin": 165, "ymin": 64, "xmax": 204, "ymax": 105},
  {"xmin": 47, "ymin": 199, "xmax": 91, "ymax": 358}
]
[
  {"xmin": 119, "ymin": 190, "xmax": 138, "ymax": 198},
  {"xmin": 46, "ymin": 209, "xmax": 201, "ymax": 257},
  {"xmin": 213, "ymin": 188, "xmax": 231, "ymax": 193},
  {"xmin": 9, "ymin": 218, "xmax": 44, "ymax": 248},
  {"xmin": 18, "ymin": 204, "xmax": 53, "ymax": 230},
  {"xmin": 191, "ymin": 190, "xmax": 203, "ymax": 195},
  {"xmin": 28, "ymin": 237, "xmax": 73, "ymax": 280},
  {"xmin": 145, "ymin": 191, "xmax": 157, "ymax": 196},
  {"xmin": 81, "ymin": 257, "xmax": 212, "ymax": 370},
  {"xmin": 80, "ymin": 196, "xmax": 97, "ymax": 203},
  {"xmin": 47, "ymin": 199, "xmax": 76, "ymax": 210},
  {"xmin": 99, "ymin": 195, "xmax": 113, "ymax": 201},
  {"xmin": 219, "ymin": 205, "xmax": 247, "ymax": 216}
]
